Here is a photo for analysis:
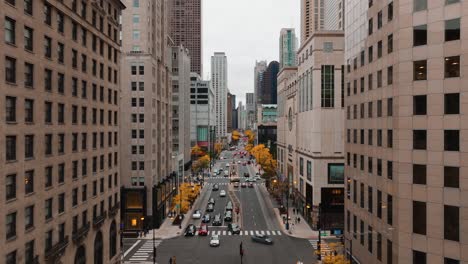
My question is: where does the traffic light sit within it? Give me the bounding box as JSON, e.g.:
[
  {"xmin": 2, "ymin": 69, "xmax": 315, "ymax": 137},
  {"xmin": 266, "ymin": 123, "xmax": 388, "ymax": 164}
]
[{"xmin": 240, "ymin": 242, "xmax": 244, "ymax": 257}]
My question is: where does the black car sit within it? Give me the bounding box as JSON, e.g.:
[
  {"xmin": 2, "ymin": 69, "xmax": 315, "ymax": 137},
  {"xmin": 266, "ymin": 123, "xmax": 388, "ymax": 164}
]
[
  {"xmin": 212, "ymin": 214, "xmax": 222, "ymax": 226},
  {"xmin": 251, "ymin": 234, "xmax": 273, "ymax": 245},
  {"xmin": 224, "ymin": 211, "xmax": 232, "ymax": 222},
  {"xmin": 244, "ymin": 172, "xmax": 249, "ymax": 177},
  {"xmin": 228, "ymin": 223, "xmax": 241, "ymax": 234},
  {"xmin": 212, "ymin": 184, "xmax": 219, "ymax": 191},
  {"xmin": 202, "ymin": 214, "xmax": 211, "ymax": 223},
  {"xmin": 208, "ymin": 198, "xmax": 215, "ymax": 205},
  {"xmin": 184, "ymin": 224, "xmax": 196, "ymax": 236},
  {"xmin": 225, "ymin": 201, "xmax": 233, "ymax": 212},
  {"xmin": 206, "ymin": 203, "xmax": 214, "ymax": 212}
]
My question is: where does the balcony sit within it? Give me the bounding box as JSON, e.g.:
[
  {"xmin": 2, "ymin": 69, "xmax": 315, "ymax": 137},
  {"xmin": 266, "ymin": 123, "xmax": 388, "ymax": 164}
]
[
  {"xmin": 44, "ymin": 236, "xmax": 69, "ymax": 261},
  {"xmin": 72, "ymin": 222, "xmax": 90, "ymax": 244},
  {"xmin": 109, "ymin": 202, "xmax": 120, "ymax": 218},
  {"xmin": 93, "ymin": 211, "xmax": 107, "ymax": 229}
]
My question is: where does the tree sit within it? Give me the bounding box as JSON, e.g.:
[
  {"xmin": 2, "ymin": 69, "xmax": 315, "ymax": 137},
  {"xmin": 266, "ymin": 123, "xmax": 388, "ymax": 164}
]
[
  {"xmin": 171, "ymin": 183, "xmax": 202, "ymax": 214},
  {"xmin": 248, "ymin": 144, "xmax": 277, "ymax": 178},
  {"xmin": 318, "ymin": 242, "xmax": 349, "ymax": 264},
  {"xmin": 192, "ymin": 154, "xmax": 210, "ymax": 172},
  {"xmin": 231, "ymin": 130, "xmax": 241, "ymax": 143},
  {"xmin": 214, "ymin": 143, "xmax": 222, "ymax": 156},
  {"xmin": 191, "ymin": 145, "xmax": 205, "ymax": 157},
  {"xmin": 244, "ymin": 130, "xmax": 255, "ymax": 144},
  {"xmin": 245, "ymin": 144, "xmax": 253, "ymax": 152}
]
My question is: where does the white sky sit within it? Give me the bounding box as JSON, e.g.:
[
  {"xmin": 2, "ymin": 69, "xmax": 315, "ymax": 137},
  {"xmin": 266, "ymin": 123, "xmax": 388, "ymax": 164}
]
[{"xmin": 202, "ymin": 0, "xmax": 300, "ymax": 105}]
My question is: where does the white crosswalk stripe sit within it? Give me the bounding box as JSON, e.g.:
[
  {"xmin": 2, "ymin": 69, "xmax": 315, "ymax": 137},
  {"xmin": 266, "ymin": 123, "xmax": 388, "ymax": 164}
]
[
  {"xmin": 128, "ymin": 240, "xmax": 162, "ymax": 262},
  {"xmin": 200, "ymin": 230, "xmax": 283, "ymax": 236},
  {"xmin": 266, "ymin": 231, "xmax": 271, "ymax": 235}
]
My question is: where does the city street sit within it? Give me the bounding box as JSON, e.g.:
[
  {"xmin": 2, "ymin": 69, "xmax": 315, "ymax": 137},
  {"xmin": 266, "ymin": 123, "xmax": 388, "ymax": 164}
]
[{"xmin": 123, "ymin": 149, "xmax": 317, "ymax": 264}]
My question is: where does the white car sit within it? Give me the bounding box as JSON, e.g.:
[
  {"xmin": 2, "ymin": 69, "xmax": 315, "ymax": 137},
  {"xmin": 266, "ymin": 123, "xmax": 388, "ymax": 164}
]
[
  {"xmin": 220, "ymin": 190, "xmax": 226, "ymax": 197},
  {"xmin": 192, "ymin": 210, "xmax": 202, "ymax": 219},
  {"xmin": 226, "ymin": 163, "xmax": 230, "ymax": 167},
  {"xmin": 210, "ymin": 235, "xmax": 220, "ymax": 247},
  {"xmin": 237, "ymin": 160, "xmax": 241, "ymax": 164}
]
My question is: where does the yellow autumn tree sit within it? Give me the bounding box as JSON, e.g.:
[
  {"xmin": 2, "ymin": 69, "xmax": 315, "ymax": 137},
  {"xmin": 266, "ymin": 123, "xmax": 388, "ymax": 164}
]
[
  {"xmin": 317, "ymin": 242, "xmax": 349, "ymax": 264},
  {"xmin": 231, "ymin": 130, "xmax": 241, "ymax": 142},
  {"xmin": 192, "ymin": 154, "xmax": 210, "ymax": 172},
  {"xmin": 214, "ymin": 143, "xmax": 222, "ymax": 155},
  {"xmin": 249, "ymin": 144, "xmax": 277, "ymax": 177},
  {"xmin": 171, "ymin": 183, "xmax": 202, "ymax": 214},
  {"xmin": 245, "ymin": 144, "xmax": 253, "ymax": 152},
  {"xmin": 191, "ymin": 145, "xmax": 205, "ymax": 157},
  {"xmin": 244, "ymin": 130, "xmax": 255, "ymax": 144}
]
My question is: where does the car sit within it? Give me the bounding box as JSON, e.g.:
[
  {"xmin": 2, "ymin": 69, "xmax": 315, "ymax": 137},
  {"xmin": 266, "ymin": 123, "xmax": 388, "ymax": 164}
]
[
  {"xmin": 233, "ymin": 182, "xmax": 239, "ymax": 188},
  {"xmin": 219, "ymin": 168, "xmax": 224, "ymax": 172},
  {"xmin": 243, "ymin": 163, "xmax": 246, "ymax": 166},
  {"xmin": 225, "ymin": 202, "xmax": 233, "ymax": 212},
  {"xmin": 210, "ymin": 234, "xmax": 220, "ymax": 247},
  {"xmin": 224, "ymin": 211, "xmax": 232, "ymax": 222},
  {"xmin": 201, "ymin": 214, "xmax": 211, "ymax": 223},
  {"xmin": 226, "ymin": 163, "xmax": 230, "ymax": 167},
  {"xmin": 220, "ymin": 190, "xmax": 226, "ymax": 197},
  {"xmin": 212, "ymin": 214, "xmax": 222, "ymax": 226},
  {"xmin": 192, "ymin": 210, "xmax": 202, "ymax": 219},
  {"xmin": 251, "ymin": 234, "xmax": 273, "ymax": 245},
  {"xmin": 208, "ymin": 198, "xmax": 215, "ymax": 205},
  {"xmin": 212, "ymin": 184, "xmax": 219, "ymax": 191},
  {"xmin": 228, "ymin": 223, "xmax": 241, "ymax": 234},
  {"xmin": 241, "ymin": 183, "xmax": 247, "ymax": 188},
  {"xmin": 248, "ymin": 182, "xmax": 254, "ymax": 188},
  {"xmin": 237, "ymin": 160, "xmax": 241, "ymax": 164},
  {"xmin": 184, "ymin": 224, "xmax": 196, "ymax": 236},
  {"xmin": 253, "ymin": 176, "xmax": 261, "ymax": 181},
  {"xmin": 224, "ymin": 171, "xmax": 229, "ymax": 177},
  {"xmin": 213, "ymin": 169, "xmax": 218, "ymax": 175},
  {"xmin": 244, "ymin": 172, "xmax": 249, "ymax": 177},
  {"xmin": 245, "ymin": 178, "xmax": 255, "ymax": 182},
  {"xmin": 198, "ymin": 224, "xmax": 208, "ymax": 236},
  {"xmin": 247, "ymin": 161, "xmax": 251, "ymax": 165},
  {"xmin": 206, "ymin": 203, "xmax": 214, "ymax": 212}
]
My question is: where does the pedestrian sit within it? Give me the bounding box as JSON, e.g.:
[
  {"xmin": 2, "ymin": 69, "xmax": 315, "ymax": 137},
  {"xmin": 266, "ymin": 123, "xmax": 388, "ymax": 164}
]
[
  {"xmin": 298, "ymin": 217, "xmax": 301, "ymax": 224},
  {"xmin": 293, "ymin": 208, "xmax": 296, "ymax": 215}
]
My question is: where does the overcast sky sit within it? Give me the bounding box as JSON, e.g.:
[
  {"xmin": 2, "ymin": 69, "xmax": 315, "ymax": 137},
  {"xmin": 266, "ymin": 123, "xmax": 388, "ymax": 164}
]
[{"xmin": 202, "ymin": 0, "xmax": 300, "ymax": 105}]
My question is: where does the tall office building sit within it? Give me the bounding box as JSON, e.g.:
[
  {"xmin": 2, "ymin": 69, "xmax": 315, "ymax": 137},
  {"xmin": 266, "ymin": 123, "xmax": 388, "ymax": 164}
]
[
  {"xmin": 190, "ymin": 73, "xmax": 215, "ymax": 148},
  {"xmin": 211, "ymin": 52, "xmax": 228, "ymax": 139},
  {"xmin": 171, "ymin": 46, "xmax": 191, "ymax": 179},
  {"xmin": 301, "ymin": 0, "xmax": 344, "ymax": 42},
  {"xmin": 254, "ymin": 61, "xmax": 268, "ymax": 114},
  {"xmin": 121, "ymin": 0, "xmax": 175, "ymax": 230},
  {"xmin": 169, "ymin": 0, "xmax": 202, "ymax": 75},
  {"xmin": 259, "ymin": 61, "xmax": 280, "ymax": 105},
  {"xmin": 246, "ymin": 93, "xmax": 255, "ymax": 129},
  {"xmin": 0, "ymin": 1, "xmax": 125, "ymax": 263},
  {"xmin": 279, "ymin": 28, "xmax": 298, "ymax": 68},
  {"xmin": 227, "ymin": 92, "xmax": 234, "ymax": 133},
  {"xmin": 344, "ymin": 1, "xmax": 467, "ymax": 263}
]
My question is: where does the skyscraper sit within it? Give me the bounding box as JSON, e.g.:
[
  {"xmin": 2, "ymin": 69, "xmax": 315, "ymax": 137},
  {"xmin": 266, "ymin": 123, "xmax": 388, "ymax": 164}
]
[
  {"xmin": 279, "ymin": 28, "xmax": 298, "ymax": 68},
  {"xmin": 169, "ymin": 0, "xmax": 202, "ymax": 75},
  {"xmin": 227, "ymin": 92, "xmax": 234, "ymax": 133},
  {"xmin": 120, "ymin": 0, "xmax": 175, "ymax": 229},
  {"xmin": 246, "ymin": 93, "xmax": 256, "ymax": 129},
  {"xmin": 212, "ymin": 52, "xmax": 228, "ymax": 139},
  {"xmin": 259, "ymin": 61, "xmax": 280, "ymax": 105},
  {"xmin": 344, "ymin": 1, "xmax": 467, "ymax": 263},
  {"xmin": 301, "ymin": 0, "xmax": 344, "ymax": 42},
  {"xmin": 0, "ymin": 1, "xmax": 125, "ymax": 263},
  {"xmin": 254, "ymin": 60, "xmax": 268, "ymax": 113},
  {"xmin": 190, "ymin": 73, "xmax": 215, "ymax": 148}
]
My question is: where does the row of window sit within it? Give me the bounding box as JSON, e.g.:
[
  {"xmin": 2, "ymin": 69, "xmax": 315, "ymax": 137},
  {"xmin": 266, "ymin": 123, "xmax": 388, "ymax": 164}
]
[
  {"xmin": 346, "ymin": 129, "xmax": 393, "ymax": 149},
  {"xmin": 349, "ymin": 181, "xmax": 393, "ymax": 225},
  {"xmin": 5, "ymin": 133, "xmax": 118, "ymax": 162},
  {"xmin": 413, "ymin": 0, "xmax": 460, "ymax": 13}
]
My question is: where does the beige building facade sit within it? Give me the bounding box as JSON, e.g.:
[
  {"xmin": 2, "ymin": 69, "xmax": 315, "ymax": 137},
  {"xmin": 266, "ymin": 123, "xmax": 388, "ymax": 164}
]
[
  {"xmin": 344, "ymin": 0, "xmax": 468, "ymax": 263},
  {"xmin": 0, "ymin": 0, "xmax": 125, "ymax": 263},
  {"xmin": 120, "ymin": 0, "xmax": 175, "ymax": 231}
]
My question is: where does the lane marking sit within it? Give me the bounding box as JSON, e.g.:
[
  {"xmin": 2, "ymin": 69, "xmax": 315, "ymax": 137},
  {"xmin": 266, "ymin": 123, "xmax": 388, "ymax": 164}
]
[
  {"xmin": 266, "ymin": 231, "xmax": 271, "ymax": 235},
  {"xmin": 123, "ymin": 240, "xmax": 141, "ymax": 257}
]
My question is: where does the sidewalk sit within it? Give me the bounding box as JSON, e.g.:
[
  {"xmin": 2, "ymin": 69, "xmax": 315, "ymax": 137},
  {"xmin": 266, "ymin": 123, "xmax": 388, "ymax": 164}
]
[
  {"xmin": 274, "ymin": 207, "xmax": 318, "ymax": 239},
  {"xmin": 139, "ymin": 184, "xmax": 209, "ymax": 240}
]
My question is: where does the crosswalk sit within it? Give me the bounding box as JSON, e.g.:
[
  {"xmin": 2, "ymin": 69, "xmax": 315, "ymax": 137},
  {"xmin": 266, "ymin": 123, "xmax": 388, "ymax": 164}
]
[
  {"xmin": 308, "ymin": 239, "xmax": 333, "ymax": 257},
  {"xmin": 206, "ymin": 182, "xmax": 265, "ymax": 185},
  {"xmin": 195, "ymin": 230, "xmax": 283, "ymax": 236},
  {"xmin": 128, "ymin": 240, "xmax": 162, "ymax": 262}
]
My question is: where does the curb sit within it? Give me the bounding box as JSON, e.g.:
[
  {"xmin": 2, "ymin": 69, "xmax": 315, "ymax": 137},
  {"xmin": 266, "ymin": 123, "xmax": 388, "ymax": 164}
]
[{"xmin": 273, "ymin": 208, "xmax": 318, "ymax": 239}]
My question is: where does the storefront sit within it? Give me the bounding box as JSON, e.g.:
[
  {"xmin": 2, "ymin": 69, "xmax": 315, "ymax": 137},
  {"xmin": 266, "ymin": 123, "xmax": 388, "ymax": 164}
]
[
  {"xmin": 121, "ymin": 187, "xmax": 147, "ymax": 231},
  {"xmin": 153, "ymin": 173, "xmax": 177, "ymax": 228}
]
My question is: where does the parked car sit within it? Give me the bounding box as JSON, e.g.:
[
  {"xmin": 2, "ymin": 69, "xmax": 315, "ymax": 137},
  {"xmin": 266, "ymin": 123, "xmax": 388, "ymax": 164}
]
[
  {"xmin": 241, "ymin": 183, "xmax": 247, "ymax": 188},
  {"xmin": 212, "ymin": 184, "xmax": 219, "ymax": 191},
  {"xmin": 210, "ymin": 234, "xmax": 220, "ymax": 247},
  {"xmin": 208, "ymin": 198, "xmax": 215, "ymax": 205},
  {"xmin": 220, "ymin": 190, "xmax": 226, "ymax": 197},
  {"xmin": 251, "ymin": 234, "xmax": 273, "ymax": 245},
  {"xmin": 206, "ymin": 204, "xmax": 214, "ymax": 212},
  {"xmin": 212, "ymin": 214, "xmax": 222, "ymax": 226},
  {"xmin": 198, "ymin": 224, "xmax": 208, "ymax": 236},
  {"xmin": 202, "ymin": 214, "xmax": 211, "ymax": 223},
  {"xmin": 184, "ymin": 224, "xmax": 196, "ymax": 236},
  {"xmin": 225, "ymin": 202, "xmax": 233, "ymax": 212},
  {"xmin": 228, "ymin": 223, "xmax": 241, "ymax": 234},
  {"xmin": 224, "ymin": 211, "xmax": 232, "ymax": 222},
  {"xmin": 192, "ymin": 210, "xmax": 202, "ymax": 219},
  {"xmin": 244, "ymin": 172, "xmax": 249, "ymax": 177}
]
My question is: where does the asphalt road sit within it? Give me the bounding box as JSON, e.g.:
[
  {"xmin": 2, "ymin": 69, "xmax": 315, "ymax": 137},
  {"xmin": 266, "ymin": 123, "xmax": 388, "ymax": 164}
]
[{"xmin": 124, "ymin": 148, "xmax": 316, "ymax": 264}]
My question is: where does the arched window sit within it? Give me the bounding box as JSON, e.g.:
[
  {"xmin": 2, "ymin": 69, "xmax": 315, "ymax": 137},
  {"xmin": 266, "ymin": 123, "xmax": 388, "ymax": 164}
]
[
  {"xmin": 94, "ymin": 231, "xmax": 103, "ymax": 264},
  {"xmin": 109, "ymin": 221, "xmax": 117, "ymax": 258},
  {"xmin": 75, "ymin": 245, "xmax": 86, "ymax": 264}
]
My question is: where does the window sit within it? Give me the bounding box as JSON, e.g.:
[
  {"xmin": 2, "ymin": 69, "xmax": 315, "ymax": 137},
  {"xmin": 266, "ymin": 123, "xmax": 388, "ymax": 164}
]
[
  {"xmin": 445, "ymin": 258, "xmax": 460, "ymax": 264},
  {"xmin": 5, "ymin": 17, "xmax": 16, "ymax": 45},
  {"xmin": 25, "ymin": 135, "xmax": 34, "ymax": 158},
  {"xmin": 387, "ymin": 66, "xmax": 393, "ymax": 85},
  {"xmin": 360, "ymin": 220, "xmax": 364, "ymax": 244},
  {"xmin": 388, "ymin": 2, "xmax": 393, "ymax": 21},
  {"xmin": 58, "ymin": 163, "xmax": 64, "ymax": 183},
  {"xmin": 24, "ymin": 0, "xmax": 33, "ymax": 15},
  {"xmin": 387, "ymin": 98, "xmax": 393, "ymax": 116},
  {"xmin": 377, "ymin": 41, "xmax": 382, "ymax": 58},
  {"xmin": 58, "ymin": 193, "xmax": 65, "ymax": 213},
  {"xmin": 45, "ymin": 166, "xmax": 52, "ymax": 188},
  {"xmin": 368, "ymin": 18, "xmax": 373, "ymax": 35},
  {"xmin": 321, "ymin": 65, "xmax": 334, "ymax": 107},
  {"xmin": 446, "ymin": 0, "xmax": 460, "ymax": 4},
  {"xmin": 45, "ymin": 134, "xmax": 52, "ymax": 155},
  {"xmin": 57, "ymin": 103, "xmax": 64, "ymax": 123},
  {"xmin": 24, "ymin": 99, "xmax": 34, "ymax": 123},
  {"xmin": 58, "ymin": 43, "xmax": 64, "ymax": 63},
  {"xmin": 414, "ymin": 0, "xmax": 427, "ymax": 12},
  {"xmin": 328, "ymin": 164, "xmax": 343, "ymax": 184},
  {"xmin": 444, "ymin": 205, "xmax": 459, "ymax": 241},
  {"xmin": 377, "ymin": 11, "xmax": 382, "ymax": 29},
  {"xmin": 413, "ymin": 164, "xmax": 427, "ymax": 184},
  {"xmin": 6, "ymin": 136, "xmax": 16, "ymax": 161},
  {"xmin": 25, "ymin": 205, "xmax": 34, "ymax": 229},
  {"xmin": 6, "ymin": 96, "xmax": 16, "ymax": 122},
  {"xmin": 444, "ymin": 93, "xmax": 459, "ymax": 114},
  {"xmin": 45, "ymin": 198, "xmax": 52, "ymax": 220},
  {"xmin": 44, "ymin": 3, "xmax": 52, "ymax": 25},
  {"xmin": 413, "ymin": 95, "xmax": 427, "ymax": 115},
  {"xmin": 6, "ymin": 212, "xmax": 16, "ymax": 239},
  {"xmin": 133, "ymin": 0, "xmax": 140, "ymax": 7},
  {"xmin": 6, "ymin": 174, "xmax": 16, "ymax": 200},
  {"xmin": 387, "ymin": 34, "xmax": 393, "ymax": 54},
  {"xmin": 445, "ymin": 56, "xmax": 460, "ymax": 78},
  {"xmin": 44, "ymin": 69, "xmax": 52, "ymax": 91},
  {"xmin": 139, "ymin": 65, "xmax": 144, "ymax": 74},
  {"xmin": 445, "ymin": 18, "xmax": 460, "ymax": 41},
  {"xmin": 377, "ymin": 70, "xmax": 382, "ymax": 87},
  {"xmin": 413, "ymin": 201, "xmax": 426, "ymax": 235},
  {"xmin": 72, "ymin": 188, "xmax": 78, "ymax": 206},
  {"xmin": 368, "ymin": 74, "xmax": 373, "ymax": 90},
  {"xmin": 377, "ymin": 100, "xmax": 382, "ymax": 117},
  {"xmin": 368, "ymin": 157, "xmax": 373, "ymax": 173},
  {"xmin": 368, "ymin": 226, "xmax": 373, "ymax": 253},
  {"xmin": 368, "ymin": 187, "xmax": 373, "ymax": 213},
  {"xmin": 387, "ymin": 130, "xmax": 393, "ymax": 148},
  {"xmin": 24, "ymin": 62, "xmax": 34, "ymax": 87},
  {"xmin": 444, "ymin": 130, "xmax": 459, "ymax": 151},
  {"xmin": 57, "ymin": 12, "xmax": 64, "ymax": 33},
  {"xmin": 24, "ymin": 26, "xmax": 33, "ymax": 51},
  {"xmin": 82, "ymin": 184, "xmax": 87, "ymax": 202},
  {"xmin": 5, "ymin": 56, "xmax": 16, "ymax": 83},
  {"xmin": 444, "ymin": 166, "xmax": 459, "ymax": 188},
  {"xmin": 44, "ymin": 36, "xmax": 52, "ymax": 58},
  {"xmin": 414, "ymin": 24, "xmax": 427, "ymax": 46},
  {"xmin": 58, "ymin": 133, "xmax": 64, "ymax": 154},
  {"xmin": 45, "ymin": 230, "xmax": 52, "ymax": 251},
  {"xmin": 414, "ymin": 60, "xmax": 427, "ymax": 80}
]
